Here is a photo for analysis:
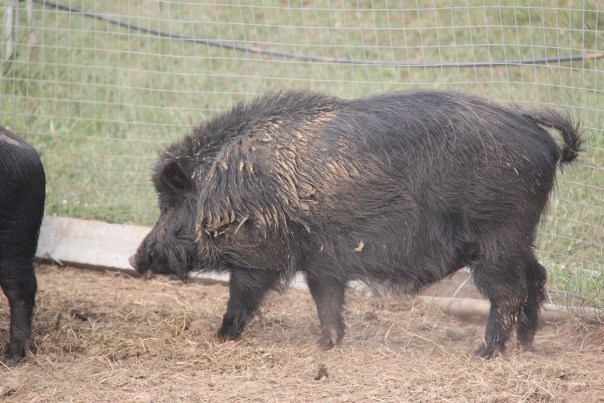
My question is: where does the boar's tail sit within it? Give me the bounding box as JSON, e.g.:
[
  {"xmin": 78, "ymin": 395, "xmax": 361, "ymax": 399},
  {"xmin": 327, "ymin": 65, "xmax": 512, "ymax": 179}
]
[{"xmin": 522, "ymin": 108, "xmax": 582, "ymax": 164}]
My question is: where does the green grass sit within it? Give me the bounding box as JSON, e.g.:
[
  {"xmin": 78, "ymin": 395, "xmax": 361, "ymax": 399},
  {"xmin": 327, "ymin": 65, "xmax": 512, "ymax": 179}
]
[{"xmin": 1, "ymin": 0, "xmax": 602, "ymax": 308}]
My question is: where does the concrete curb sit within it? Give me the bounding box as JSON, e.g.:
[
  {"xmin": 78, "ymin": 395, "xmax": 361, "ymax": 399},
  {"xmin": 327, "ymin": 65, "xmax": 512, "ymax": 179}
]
[{"xmin": 36, "ymin": 216, "xmax": 150, "ymax": 272}]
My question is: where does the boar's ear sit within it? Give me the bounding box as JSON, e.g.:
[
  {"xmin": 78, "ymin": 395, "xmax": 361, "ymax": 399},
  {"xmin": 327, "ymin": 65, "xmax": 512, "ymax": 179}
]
[{"xmin": 162, "ymin": 161, "xmax": 192, "ymax": 193}]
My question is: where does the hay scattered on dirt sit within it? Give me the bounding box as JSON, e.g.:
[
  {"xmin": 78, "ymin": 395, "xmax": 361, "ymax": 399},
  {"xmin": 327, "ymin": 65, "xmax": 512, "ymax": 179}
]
[{"xmin": 1, "ymin": 264, "xmax": 603, "ymax": 401}]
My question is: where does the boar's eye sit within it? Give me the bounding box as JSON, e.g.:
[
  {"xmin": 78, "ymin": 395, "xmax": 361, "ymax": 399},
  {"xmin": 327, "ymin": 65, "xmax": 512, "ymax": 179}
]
[{"xmin": 162, "ymin": 161, "xmax": 191, "ymax": 193}]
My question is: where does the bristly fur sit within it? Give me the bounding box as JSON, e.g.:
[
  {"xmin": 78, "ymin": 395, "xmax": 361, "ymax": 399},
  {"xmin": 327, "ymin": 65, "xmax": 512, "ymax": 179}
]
[{"xmin": 131, "ymin": 89, "xmax": 582, "ymax": 358}]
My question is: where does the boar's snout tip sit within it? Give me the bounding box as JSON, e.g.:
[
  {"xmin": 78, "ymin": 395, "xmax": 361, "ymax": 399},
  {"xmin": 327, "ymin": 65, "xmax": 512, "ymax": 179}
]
[{"xmin": 128, "ymin": 254, "xmax": 138, "ymax": 271}]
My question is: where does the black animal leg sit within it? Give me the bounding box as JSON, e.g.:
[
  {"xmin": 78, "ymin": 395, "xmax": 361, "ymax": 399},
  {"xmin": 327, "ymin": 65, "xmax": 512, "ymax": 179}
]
[
  {"xmin": 217, "ymin": 269, "xmax": 281, "ymax": 341},
  {"xmin": 473, "ymin": 256, "xmax": 527, "ymax": 358},
  {"xmin": 0, "ymin": 262, "xmax": 37, "ymax": 366},
  {"xmin": 516, "ymin": 256, "xmax": 547, "ymax": 348},
  {"xmin": 306, "ymin": 274, "xmax": 346, "ymax": 349}
]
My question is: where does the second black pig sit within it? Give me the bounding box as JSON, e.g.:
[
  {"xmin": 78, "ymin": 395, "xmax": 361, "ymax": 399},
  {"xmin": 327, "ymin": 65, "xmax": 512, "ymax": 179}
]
[
  {"xmin": 0, "ymin": 127, "xmax": 45, "ymax": 366},
  {"xmin": 130, "ymin": 90, "xmax": 581, "ymax": 358}
]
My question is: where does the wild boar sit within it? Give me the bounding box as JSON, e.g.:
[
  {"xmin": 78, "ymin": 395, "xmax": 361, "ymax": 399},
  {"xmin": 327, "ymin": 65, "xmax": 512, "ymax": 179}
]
[{"xmin": 130, "ymin": 90, "xmax": 581, "ymax": 358}]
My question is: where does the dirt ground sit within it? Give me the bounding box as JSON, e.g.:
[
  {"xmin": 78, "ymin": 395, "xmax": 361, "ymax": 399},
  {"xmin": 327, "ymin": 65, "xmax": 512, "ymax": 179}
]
[{"xmin": 1, "ymin": 265, "xmax": 603, "ymax": 402}]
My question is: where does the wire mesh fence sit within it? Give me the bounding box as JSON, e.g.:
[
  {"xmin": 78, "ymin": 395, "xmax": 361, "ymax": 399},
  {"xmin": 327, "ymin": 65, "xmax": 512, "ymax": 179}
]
[{"xmin": 1, "ymin": 1, "xmax": 602, "ymax": 310}]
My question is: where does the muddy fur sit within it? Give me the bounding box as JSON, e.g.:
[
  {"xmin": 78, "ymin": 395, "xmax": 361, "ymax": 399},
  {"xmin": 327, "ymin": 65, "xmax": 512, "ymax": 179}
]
[{"xmin": 131, "ymin": 89, "xmax": 581, "ymax": 358}]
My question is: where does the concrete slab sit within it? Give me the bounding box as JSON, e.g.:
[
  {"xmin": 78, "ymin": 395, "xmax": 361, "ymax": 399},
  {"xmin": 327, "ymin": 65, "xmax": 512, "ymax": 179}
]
[{"xmin": 36, "ymin": 216, "xmax": 150, "ymax": 271}]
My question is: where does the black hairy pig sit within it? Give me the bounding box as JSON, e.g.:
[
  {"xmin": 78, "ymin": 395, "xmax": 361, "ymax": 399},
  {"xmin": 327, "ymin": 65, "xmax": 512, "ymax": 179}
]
[
  {"xmin": 130, "ymin": 90, "xmax": 581, "ymax": 358},
  {"xmin": 1, "ymin": 127, "xmax": 45, "ymax": 366}
]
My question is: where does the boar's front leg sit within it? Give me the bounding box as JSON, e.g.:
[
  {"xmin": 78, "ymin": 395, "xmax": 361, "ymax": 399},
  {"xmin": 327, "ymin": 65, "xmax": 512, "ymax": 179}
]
[
  {"xmin": 306, "ymin": 274, "xmax": 346, "ymax": 350},
  {"xmin": 217, "ymin": 269, "xmax": 281, "ymax": 341}
]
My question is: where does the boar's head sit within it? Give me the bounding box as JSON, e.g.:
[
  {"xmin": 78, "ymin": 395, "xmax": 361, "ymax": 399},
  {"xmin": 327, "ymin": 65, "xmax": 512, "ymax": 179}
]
[
  {"xmin": 131, "ymin": 130, "xmax": 305, "ymax": 280},
  {"xmin": 130, "ymin": 139, "xmax": 202, "ymax": 280}
]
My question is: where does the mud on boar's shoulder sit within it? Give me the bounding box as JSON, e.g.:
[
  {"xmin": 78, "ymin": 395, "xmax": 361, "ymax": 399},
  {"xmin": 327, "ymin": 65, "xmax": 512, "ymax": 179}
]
[{"xmin": 131, "ymin": 89, "xmax": 582, "ymax": 358}]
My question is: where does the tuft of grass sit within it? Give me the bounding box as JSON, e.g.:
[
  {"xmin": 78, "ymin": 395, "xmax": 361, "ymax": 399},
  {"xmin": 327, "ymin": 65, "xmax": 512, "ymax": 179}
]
[{"xmin": 0, "ymin": 1, "xmax": 602, "ymax": 306}]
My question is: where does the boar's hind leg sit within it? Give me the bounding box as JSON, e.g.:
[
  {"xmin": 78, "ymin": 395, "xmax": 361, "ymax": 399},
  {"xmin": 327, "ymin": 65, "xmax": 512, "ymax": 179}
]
[
  {"xmin": 217, "ymin": 269, "xmax": 281, "ymax": 342},
  {"xmin": 0, "ymin": 261, "xmax": 37, "ymax": 366},
  {"xmin": 306, "ymin": 274, "xmax": 346, "ymax": 350},
  {"xmin": 473, "ymin": 255, "xmax": 528, "ymax": 359},
  {"xmin": 516, "ymin": 257, "xmax": 547, "ymax": 349}
]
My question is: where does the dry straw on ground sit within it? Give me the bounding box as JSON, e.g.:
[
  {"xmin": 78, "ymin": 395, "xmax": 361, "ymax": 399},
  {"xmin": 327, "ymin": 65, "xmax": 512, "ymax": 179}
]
[{"xmin": 1, "ymin": 265, "xmax": 603, "ymax": 401}]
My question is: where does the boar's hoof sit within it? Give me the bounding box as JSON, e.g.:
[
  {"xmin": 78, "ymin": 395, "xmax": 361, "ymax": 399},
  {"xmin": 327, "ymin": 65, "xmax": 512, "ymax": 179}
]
[
  {"xmin": 1, "ymin": 351, "xmax": 24, "ymax": 367},
  {"xmin": 1, "ymin": 356, "xmax": 22, "ymax": 367},
  {"xmin": 216, "ymin": 328, "xmax": 242, "ymax": 343},
  {"xmin": 318, "ymin": 327, "xmax": 343, "ymax": 350},
  {"xmin": 474, "ymin": 343, "xmax": 503, "ymax": 359},
  {"xmin": 216, "ymin": 315, "xmax": 246, "ymax": 342},
  {"xmin": 318, "ymin": 338, "xmax": 335, "ymax": 350}
]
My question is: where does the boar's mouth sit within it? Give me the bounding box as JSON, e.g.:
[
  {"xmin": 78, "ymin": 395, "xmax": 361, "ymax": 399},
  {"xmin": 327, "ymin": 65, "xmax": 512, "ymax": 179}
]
[
  {"xmin": 129, "ymin": 253, "xmax": 158, "ymax": 276},
  {"xmin": 128, "ymin": 254, "xmax": 138, "ymax": 272},
  {"xmin": 129, "ymin": 235, "xmax": 195, "ymax": 281}
]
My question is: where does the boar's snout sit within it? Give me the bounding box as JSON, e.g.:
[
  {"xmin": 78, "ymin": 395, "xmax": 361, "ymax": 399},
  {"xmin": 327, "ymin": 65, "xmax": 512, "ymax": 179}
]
[
  {"xmin": 130, "ymin": 225, "xmax": 199, "ymax": 280},
  {"xmin": 129, "ymin": 252, "xmax": 151, "ymax": 275},
  {"xmin": 128, "ymin": 254, "xmax": 139, "ymax": 272}
]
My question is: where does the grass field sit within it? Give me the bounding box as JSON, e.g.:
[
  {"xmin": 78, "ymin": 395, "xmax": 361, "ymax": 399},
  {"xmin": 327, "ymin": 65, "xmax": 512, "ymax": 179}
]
[{"xmin": 1, "ymin": 1, "xmax": 602, "ymax": 307}]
